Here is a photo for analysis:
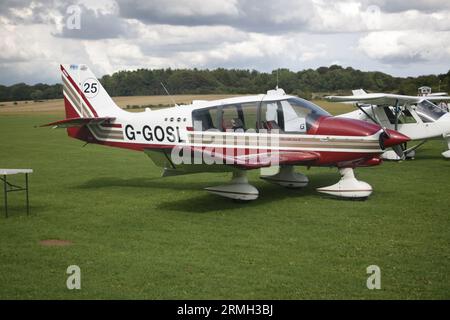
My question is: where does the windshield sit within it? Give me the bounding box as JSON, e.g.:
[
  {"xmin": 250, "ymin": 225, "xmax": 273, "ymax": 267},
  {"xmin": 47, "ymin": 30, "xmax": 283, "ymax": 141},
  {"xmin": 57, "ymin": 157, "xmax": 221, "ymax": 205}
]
[
  {"xmin": 285, "ymin": 97, "xmax": 330, "ymax": 116},
  {"xmin": 416, "ymin": 100, "xmax": 447, "ymax": 122},
  {"xmin": 261, "ymin": 98, "xmax": 330, "ymax": 133}
]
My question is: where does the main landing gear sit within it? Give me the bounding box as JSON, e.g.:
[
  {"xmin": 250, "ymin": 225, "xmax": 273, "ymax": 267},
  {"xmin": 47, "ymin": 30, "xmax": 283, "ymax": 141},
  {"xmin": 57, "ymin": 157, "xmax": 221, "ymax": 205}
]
[
  {"xmin": 204, "ymin": 165, "xmax": 309, "ymax": 201},
  {"xmin": 316, "ymin": 167, "xmax": 372, "ymax": 199},
  {"xmin": 204, "ymin": 170, "xmax": 259, "ymax": 201},
  {"xmin": 205, "ymin": 166, "xmax": 372, "ymax": 200}
]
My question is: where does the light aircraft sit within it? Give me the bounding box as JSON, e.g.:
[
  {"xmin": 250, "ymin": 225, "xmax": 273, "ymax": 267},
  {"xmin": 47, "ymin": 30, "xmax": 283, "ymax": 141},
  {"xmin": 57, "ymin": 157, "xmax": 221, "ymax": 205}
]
[
  {"xmin": 43, "ymin": 64, "xmax": 409, "ymax": 200},
  {"xmin": 326, "ymin": 89, "xmax": 450, "ymax": 160}
]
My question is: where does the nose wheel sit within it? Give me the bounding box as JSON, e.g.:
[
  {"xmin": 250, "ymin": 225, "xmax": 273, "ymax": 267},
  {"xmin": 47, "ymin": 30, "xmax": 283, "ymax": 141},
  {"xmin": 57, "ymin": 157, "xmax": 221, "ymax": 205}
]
[{"xmin": 316, "ymin": 168, "xmax": 372, "ymax": 199}]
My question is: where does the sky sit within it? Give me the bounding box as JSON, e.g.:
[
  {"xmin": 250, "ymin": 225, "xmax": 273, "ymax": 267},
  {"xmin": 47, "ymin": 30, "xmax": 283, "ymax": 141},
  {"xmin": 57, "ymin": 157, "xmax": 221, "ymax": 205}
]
[{"xmin": 0, "ymin": 0, "xmax": 449, "ymax": 85}]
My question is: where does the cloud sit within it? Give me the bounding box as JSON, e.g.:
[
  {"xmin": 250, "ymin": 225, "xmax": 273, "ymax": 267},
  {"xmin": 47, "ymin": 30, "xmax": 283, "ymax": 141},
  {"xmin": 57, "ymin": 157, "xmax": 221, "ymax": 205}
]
[
  {"xmin": 366, "ymin": 0, "xmax": 450, "ymax": 13},
  {"xmin": 117, "ymin": 0, "xmax": 314, "ymax": 33},
  {"xmin": 117, "ymin": 0, "xmax": 240, "ymax": 25},
  {"xmin": 56, "ymin": 4, "xmax": 129, "ymax": 39},
  {"xmin": 358, "ymin": 31, "xmax": 450, "ymax": 64},
  {"xmin": 0, "ymin": 0, "xmax": 450, "ymax": 85}
]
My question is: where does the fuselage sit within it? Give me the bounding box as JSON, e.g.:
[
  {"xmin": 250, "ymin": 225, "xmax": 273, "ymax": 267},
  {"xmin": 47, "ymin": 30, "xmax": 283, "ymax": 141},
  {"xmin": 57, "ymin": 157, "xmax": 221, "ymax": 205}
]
[{"xmin": 68, "ymin": 90, "xmax": 408, "ymax": 168}]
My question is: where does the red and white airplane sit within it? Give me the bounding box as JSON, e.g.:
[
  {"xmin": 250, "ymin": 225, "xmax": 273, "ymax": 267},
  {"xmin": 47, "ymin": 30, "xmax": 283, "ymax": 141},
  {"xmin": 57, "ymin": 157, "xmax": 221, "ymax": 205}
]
[{"xmin": 43, "ymin": 64, "xmax": 410, "ymax": 200}]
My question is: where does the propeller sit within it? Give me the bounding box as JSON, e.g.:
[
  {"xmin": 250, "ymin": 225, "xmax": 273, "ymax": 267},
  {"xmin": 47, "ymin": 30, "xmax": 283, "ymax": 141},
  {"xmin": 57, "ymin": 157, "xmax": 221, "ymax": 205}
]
[
  {"xmin": 378, "ymin": 130, "xmax": 406, "ymax": 160},
  {"xmin": 356, "ymin": 102, "xmax": 406, "ymax": 159},
  {"xmin": 378, "ymin": 130, "xmax": 388, "ymax": 149},
  {"xmin": 357, "ymin": 103, "xmax": 392, "ymax": 139},
  {"xmin": 392, "ymin": 144, "xmax": 405, "ymax": 160}
]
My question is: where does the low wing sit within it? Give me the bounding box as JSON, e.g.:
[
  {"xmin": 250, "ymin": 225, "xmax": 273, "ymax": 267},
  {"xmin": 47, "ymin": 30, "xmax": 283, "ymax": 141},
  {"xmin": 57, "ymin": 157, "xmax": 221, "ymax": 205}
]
[
  {"xmin": 193, "ymin": 147, "xmax": 319, "ymax": 169},
  {"xmin": 326, "ymin": 93, "xmax": 450, "ymax": 105},
  {"xmin": 41, "ymin": 117, "xmax": 115, "ymax": 128}
]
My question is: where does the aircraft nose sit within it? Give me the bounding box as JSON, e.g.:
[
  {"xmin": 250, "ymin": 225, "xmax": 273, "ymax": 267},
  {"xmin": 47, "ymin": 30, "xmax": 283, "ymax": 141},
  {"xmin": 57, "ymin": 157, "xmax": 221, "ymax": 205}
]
[
  {"xmin": 314, "ymin": 116, "xmax": 381, "ymax": 136},
  {"xmin": 380, "ymin": 129, "xmax": 411, "ymax": 148}
]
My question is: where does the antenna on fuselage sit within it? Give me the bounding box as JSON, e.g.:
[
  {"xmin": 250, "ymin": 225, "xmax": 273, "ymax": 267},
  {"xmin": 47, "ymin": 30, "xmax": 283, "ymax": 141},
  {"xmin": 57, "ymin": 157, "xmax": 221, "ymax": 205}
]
[
  {"xmin": 276, "ymin": 68, "xmax": 279, "ymax": 90},
  {"xmin": 160, "ymin": 82, "xmax": 179, "ymax": 107}
]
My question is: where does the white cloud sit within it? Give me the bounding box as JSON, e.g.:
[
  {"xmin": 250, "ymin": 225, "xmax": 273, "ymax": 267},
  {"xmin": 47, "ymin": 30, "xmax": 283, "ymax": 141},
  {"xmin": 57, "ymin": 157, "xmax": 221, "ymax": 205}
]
[
  {"xmin": 0, "ymin": 0, "xmax": 450, "ymax": 85},
  {"xmin": 358, "ymin": 31, "xmax": 450, "ymax": 63}
]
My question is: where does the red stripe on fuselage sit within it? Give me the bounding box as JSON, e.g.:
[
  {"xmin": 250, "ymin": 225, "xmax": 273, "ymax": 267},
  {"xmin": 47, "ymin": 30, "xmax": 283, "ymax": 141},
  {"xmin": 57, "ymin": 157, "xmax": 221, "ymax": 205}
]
[{"xmin": 69, "ymin": 130, "xmax": 381, "ymax": 168}]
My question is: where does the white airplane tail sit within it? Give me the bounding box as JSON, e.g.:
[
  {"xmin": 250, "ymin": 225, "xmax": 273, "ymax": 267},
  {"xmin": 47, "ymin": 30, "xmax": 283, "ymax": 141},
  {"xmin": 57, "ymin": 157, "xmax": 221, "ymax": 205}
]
[
  {"xmin": 352, "ymin": 89, "xmax": 367, "ymax": 96},
  {"xmin": 60, "ymin": 64, "xmax": 125, "ymax": 119}
]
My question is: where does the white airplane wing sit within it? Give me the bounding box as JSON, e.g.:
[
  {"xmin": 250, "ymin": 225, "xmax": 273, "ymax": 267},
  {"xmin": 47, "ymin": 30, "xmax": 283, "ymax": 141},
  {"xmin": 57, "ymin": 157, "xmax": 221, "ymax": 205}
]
[{"xmin": 326, "ymin": 93, "xmax": 450, "ymax": 105}]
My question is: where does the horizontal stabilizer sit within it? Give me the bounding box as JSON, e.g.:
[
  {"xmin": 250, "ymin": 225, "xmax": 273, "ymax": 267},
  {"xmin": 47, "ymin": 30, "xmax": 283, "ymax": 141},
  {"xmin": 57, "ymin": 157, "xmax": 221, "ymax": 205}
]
[{"xmin": 41, "ymin": 117, "xmax": 115, "ymax": 128}]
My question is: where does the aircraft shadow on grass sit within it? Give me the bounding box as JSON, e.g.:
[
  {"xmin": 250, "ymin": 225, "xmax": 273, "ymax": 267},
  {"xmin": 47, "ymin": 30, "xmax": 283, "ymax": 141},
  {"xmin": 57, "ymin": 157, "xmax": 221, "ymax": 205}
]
[
  {"xmin": 412, "ymin": 154, "xmax": 450, "ymax": 161},
  {"xmin": 74, "ymin": 172, "xmax": 346, "ymax": 213}
]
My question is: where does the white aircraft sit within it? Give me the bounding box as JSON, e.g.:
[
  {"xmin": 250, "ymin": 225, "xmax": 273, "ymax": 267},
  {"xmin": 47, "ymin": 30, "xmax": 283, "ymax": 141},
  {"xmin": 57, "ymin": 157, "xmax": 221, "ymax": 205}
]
[
  {"xmin": 43, "ymin": 65, "xmax": 410, "ymax": 200},
  {"xmin": 326, "ymin": 89, "xmax": 450, "ymax": 160}
]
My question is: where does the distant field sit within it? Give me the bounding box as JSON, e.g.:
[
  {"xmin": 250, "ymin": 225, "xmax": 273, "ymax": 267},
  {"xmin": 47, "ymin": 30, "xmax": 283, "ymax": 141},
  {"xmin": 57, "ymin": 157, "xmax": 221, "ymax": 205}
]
[
  {"xmin": 0, "ymin": 96, "xmax": 448, "ymax": 299},
  {"xmin": 0, "ymin": 95, "xmax": 354, "ymax": 116},
  {"xmin": 0, "ymin": 95, "xmax": 240, "ymax": 115}
]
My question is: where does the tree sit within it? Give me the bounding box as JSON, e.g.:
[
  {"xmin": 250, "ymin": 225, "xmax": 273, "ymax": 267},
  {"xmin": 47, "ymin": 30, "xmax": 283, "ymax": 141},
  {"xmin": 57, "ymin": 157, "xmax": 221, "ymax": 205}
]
[
  {"xmin": 0, "ymin": 65, "xmax": 448, "ymax": 102},
  {"xmin": 31, "ymin": 89, "xmax": 44, "ymax": 101}
]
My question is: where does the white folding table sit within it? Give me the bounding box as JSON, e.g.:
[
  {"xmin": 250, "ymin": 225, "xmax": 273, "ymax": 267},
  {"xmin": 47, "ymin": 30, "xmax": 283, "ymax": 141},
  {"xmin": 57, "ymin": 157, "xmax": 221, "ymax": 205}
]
[{"xmin": 0, "ymin": 169, "xmax": 33, "ymax": 218}]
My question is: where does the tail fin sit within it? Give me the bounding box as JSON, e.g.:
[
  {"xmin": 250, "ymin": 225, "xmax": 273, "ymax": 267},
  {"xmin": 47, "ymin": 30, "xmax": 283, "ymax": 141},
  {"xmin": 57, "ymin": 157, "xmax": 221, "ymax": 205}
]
[
  {"xmin": 352, "ymin": 89, "xmax": 367, "ymax": 96},
  {"xmin": 60, "ymin": 64, "xmax": 125, "ymax": 119}
]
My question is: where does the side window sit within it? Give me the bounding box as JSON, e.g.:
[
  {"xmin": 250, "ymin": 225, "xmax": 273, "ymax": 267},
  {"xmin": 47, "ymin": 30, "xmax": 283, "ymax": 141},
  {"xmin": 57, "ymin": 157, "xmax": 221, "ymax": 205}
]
[
  {"xmin": 280, "ymin": 100, "xmax": 308, "ymax": 133},
  {"xmin": 239, "ymin": 102, "xmax": 258, "ymax": 131},
  {"xmin": 192, "ymin": 107, "xmax": 220, "ymax": 131},
  {"xmin": 383, "ymin": 107, "xmax": 397, "ymax": 124},
  {"xmin": 221, "ymin": 105, "xmax": 242, "ymax": 131},
  {"xmin": 384, "ymin": 107, "xmax": 417, "ymax": 124},
  {"xmin": 261, "ymin": 101, "xmax": 282, "ymax": 131},
  {"xmin": 398, "ymin": 109, "xmax": 417, "ymax": 124},
  {"xmin": 208, "ymin": 107, "xmax": 220, "ymax": 129}
]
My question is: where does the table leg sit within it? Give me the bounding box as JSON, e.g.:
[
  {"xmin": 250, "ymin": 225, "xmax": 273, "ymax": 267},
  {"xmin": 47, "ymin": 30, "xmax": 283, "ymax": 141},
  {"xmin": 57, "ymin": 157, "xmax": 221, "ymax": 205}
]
[
  {"xmin": 3, "ymin": 175, "xmax": 7, "ymax": 218},
  {"xmin": 25, "ymin": 173, "xmax": 29, "ymax": 215}
]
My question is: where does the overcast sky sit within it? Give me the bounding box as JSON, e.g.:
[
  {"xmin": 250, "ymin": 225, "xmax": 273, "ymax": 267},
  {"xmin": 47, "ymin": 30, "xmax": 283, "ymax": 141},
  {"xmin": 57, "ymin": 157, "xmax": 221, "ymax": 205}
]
[{"xmin": 0, "ymin": 0, "xmax": 449, "ymax": 85}]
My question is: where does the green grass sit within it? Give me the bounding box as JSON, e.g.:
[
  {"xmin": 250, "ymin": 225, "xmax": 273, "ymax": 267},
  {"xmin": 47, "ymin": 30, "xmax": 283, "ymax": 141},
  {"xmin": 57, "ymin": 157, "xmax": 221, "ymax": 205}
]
[{"xmin": 0, "ymin": 114, "xmax": 449, "ymax": 299}]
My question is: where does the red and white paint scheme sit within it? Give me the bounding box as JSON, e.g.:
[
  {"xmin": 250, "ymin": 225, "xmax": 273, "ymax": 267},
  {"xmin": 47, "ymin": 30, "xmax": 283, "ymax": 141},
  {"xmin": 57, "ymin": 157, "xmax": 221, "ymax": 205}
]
[{"xmin": 43, "ymin": 64, "xmax": 410, "ymax": 200}]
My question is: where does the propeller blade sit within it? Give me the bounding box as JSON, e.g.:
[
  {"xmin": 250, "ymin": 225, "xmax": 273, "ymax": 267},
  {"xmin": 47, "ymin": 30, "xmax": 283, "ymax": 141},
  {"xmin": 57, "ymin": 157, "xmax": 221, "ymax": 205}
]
[
  {"xmin": 378, "ymin": 129, "xmax": 391, "ymax": 150},
  {"xmin": 382, "ymin": 126, "xmax": 391, "ymax": 138},
  {"xmin": 392, "ymin": 144, "xmax": 405, "ymax": 160}
]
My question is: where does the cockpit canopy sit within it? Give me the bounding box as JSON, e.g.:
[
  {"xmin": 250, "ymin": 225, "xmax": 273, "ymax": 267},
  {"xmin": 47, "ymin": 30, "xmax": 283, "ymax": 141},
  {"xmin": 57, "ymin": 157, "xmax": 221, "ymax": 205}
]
[
  {"xmin": 415, "ymin": 100, "xmax": 448, "ymax": 122},
  {"xmin": 192, "ymin": 97, "xmax": 330, "ymax": 133}
]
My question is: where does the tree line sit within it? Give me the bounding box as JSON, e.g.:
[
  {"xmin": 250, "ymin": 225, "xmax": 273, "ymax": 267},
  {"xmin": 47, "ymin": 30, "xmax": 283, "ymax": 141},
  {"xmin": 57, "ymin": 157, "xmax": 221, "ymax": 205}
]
[{"xmin": 1, "ymin": 65, "xmax": 449, "ymax": 102}]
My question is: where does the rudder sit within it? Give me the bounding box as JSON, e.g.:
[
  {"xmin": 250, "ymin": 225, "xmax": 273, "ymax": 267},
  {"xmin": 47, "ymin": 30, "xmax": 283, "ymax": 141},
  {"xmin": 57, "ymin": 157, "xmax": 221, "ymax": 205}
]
[{"xmin": 60, "ymin": 64, "xmax": 125, "ymax": 119}]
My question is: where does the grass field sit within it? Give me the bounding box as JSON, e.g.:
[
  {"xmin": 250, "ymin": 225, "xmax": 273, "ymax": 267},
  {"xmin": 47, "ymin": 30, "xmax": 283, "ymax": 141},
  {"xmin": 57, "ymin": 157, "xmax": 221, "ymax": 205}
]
[{"xmin": 0, "ymin": 96, "xmax": 449, "ymax": 299}]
